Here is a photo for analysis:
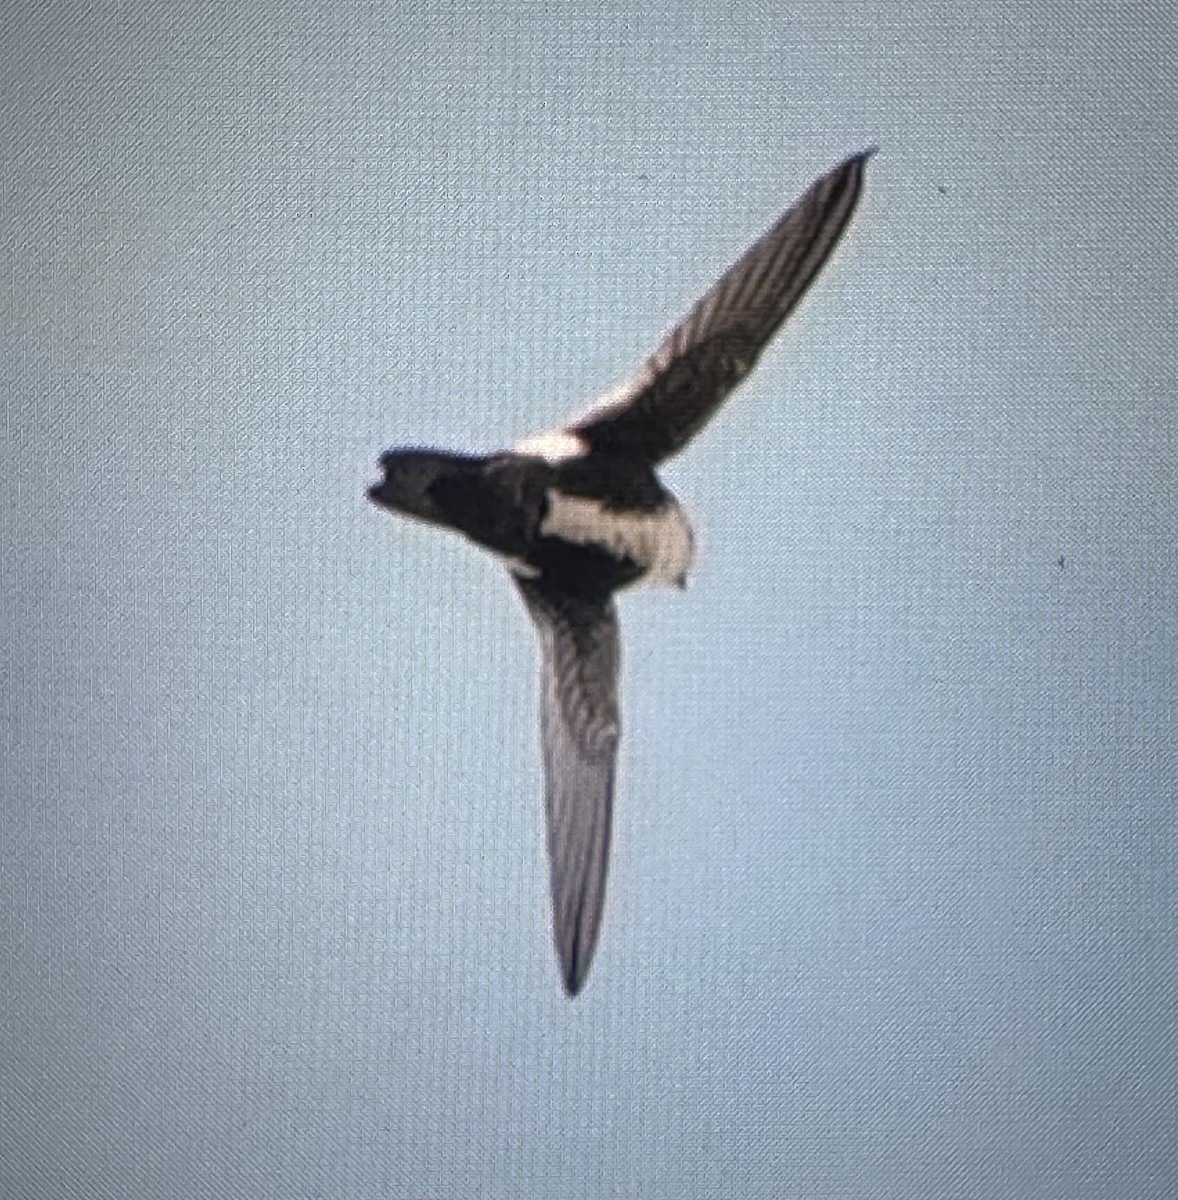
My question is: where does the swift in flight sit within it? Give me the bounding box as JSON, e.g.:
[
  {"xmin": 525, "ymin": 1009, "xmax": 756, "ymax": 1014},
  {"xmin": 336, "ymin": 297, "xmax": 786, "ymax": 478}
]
[{"xmin": 369, "ymin": 150, "xmax": 872, "ymax": 995}]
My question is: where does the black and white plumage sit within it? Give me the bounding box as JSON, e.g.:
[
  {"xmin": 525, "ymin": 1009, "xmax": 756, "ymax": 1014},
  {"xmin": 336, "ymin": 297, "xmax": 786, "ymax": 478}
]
[{"xmin": 369, "ymin": 150, "xmax": 872, "ymax": 995}]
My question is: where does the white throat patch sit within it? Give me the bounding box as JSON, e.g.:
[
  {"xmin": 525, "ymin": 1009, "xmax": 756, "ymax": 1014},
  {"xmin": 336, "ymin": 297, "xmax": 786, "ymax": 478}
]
[{"xmin": 540, "ymin": 490, "xmax": 695, "ymax": 587}]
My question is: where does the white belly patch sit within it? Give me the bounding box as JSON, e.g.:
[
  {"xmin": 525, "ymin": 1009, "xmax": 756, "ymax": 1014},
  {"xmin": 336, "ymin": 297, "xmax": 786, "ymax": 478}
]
[{"xmin": 540, "ymin": 490, "xmax": 695, "ymax": 586}]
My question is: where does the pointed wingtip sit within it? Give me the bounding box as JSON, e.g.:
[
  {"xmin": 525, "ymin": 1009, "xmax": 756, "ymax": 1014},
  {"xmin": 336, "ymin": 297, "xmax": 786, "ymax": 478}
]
[
  {"xmin": 562, "ymin": 959, "xmax": 589, "ymax": 998},
  {"xmin": 558, "ymin": 930, "xmax": 596, "ymax": 997},
  {"xmin": 838, "ymin": 147, "xmax": 877, "ymax": 180}
]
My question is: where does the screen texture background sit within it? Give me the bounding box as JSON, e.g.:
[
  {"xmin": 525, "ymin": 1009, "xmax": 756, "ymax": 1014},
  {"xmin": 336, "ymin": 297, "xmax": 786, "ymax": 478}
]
[{"xmin": 3, "ymin": 2, "xmax": 1176, "ymax": 1197}]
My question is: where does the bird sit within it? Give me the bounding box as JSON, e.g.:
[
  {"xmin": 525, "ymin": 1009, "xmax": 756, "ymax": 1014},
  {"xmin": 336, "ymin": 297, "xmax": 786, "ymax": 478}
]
[{"xmin": 369, "ymin": 149, "xmax": 872, "ymax": 996}]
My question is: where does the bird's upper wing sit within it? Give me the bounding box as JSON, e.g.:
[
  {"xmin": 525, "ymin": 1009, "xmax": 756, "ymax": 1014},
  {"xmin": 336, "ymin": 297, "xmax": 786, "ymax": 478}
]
[
  {"xmin": 566, "ymin": 149, "xmax": 872, "ymax": 465},
  {"xmin": 514, "ymin": 576, "xmax": 620, "ymax": 997}
]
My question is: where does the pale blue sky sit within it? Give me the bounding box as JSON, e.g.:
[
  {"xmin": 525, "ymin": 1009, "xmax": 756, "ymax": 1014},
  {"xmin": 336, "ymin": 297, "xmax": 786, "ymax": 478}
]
[{"xmin": 3, "ymin": 2, "xmax": 1176, "ymax": 1197}]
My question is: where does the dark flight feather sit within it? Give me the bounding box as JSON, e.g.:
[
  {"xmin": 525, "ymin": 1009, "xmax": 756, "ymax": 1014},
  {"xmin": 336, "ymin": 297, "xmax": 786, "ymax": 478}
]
[
  {"xmin": 570, "ymin": 150, "xmax": 873, "ymax": 464},
  {"xmin": 514, "ymin": 577, "xmax": 620, "ymax": 996}
]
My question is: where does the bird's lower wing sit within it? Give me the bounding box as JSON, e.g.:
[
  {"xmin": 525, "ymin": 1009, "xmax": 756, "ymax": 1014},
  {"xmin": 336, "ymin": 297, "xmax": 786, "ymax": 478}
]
[{"xmin": 514, "ymin": 577, "xmax": 620, "ymax": 996}]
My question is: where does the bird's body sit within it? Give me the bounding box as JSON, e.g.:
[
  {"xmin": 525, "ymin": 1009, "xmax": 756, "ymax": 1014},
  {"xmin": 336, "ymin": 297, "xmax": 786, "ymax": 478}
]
[
  {"xmin": 372, "ymin": 448, "xmax": 691, "ymax": 596},
  {"xmin": 369, "ymin": 150, "xmax": 872, "ymax": 995}
]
